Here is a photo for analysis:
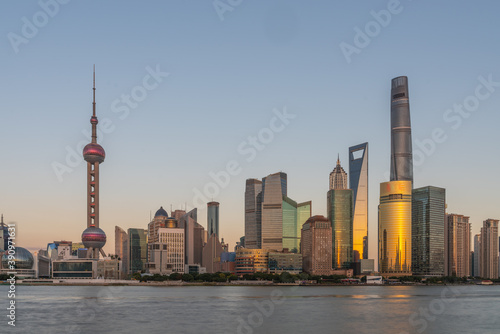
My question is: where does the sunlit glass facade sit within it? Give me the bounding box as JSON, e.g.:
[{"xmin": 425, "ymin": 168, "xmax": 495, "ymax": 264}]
[
  {"xmin": 349, "ymin": 142, "xmax": 368, "ymax": 260},
  {"xmin": 379, "ymin": 181, "xmax": 412, "ymax": 275},
  {"xmin": 327, "ymin": 189, "xmax": 353, "ymax": 269}
]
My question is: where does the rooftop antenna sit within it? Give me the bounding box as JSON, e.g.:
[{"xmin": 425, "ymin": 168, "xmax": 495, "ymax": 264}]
[{"xmin": 92, "ymin": 65, "xmax": 96, "ymax": 117}]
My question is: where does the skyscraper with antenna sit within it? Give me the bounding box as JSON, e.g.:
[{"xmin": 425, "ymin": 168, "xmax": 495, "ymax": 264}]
[{"xmin": 81, "ymin": 66, "xmax": 107, "ymax": 259}]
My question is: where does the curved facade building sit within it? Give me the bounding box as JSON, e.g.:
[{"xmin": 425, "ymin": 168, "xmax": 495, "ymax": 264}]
[
  {"xmin": 379, "ymin": 181, "xmax": 412, "ymax": 276},
  {"xmin": 390, "ymin": 76, "xmax": 413, "ymax": 183}
]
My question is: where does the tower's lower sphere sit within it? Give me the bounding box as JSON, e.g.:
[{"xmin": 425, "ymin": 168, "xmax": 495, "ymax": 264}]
[
  {"xmin": 82, "ymin": 226, "xmax": 107, "ymax": 249},
  {"xmin": 83, "ymin": 143, "xmax": 105, "ymax": 164}
]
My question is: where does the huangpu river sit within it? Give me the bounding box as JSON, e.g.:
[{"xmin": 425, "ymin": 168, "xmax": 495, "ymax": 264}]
[{"xmin": 1, "ymin": 285, "xmax": 499, "ymax": 333}]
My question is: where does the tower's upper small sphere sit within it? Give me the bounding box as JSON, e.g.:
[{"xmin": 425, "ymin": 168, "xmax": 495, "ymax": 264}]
[
  {"xmin": 90, "ymin": 116, "xmax": 98, "ymax": 125},
  {"xmin": 82, "ymin": 226, "xmax": 107, "ymax": 249},
  {"xmin": 83, "ymin": 143, "xmax": 105, "ymax": 164}
]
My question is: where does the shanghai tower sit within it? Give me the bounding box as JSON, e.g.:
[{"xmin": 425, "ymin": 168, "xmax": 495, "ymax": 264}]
[{"xmin": 390, "ymin": 76, "xmax": 413, "ymax": 183}]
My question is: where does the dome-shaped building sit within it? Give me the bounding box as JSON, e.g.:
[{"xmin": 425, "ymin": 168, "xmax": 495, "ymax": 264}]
[
  {"xmin": 1, "ymin": 247, "xmax": 34, "ymax": 270},
  {"xmin": 0, "ymin": 247, "xmax": 36, "ymax": 278},
  {"xmin": 154, "ymin": 206, "xmax": 169, "ymax": 218}
]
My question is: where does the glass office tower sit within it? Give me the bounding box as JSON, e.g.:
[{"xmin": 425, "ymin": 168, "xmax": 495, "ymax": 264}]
[
  {"xmin": 261, "ymin": 172, "xmax": 287, "ymax": 251},
  {"xmin": 207, "ymin": 201, "xmax": 220, "ymax": 238},
  {"xmin": 349, "ymin": 143, "xmax": 368, "ymax": 259},
  {"xmin": 327, "ymin": 189, "xmax": 353, "ymax": 269},
  {"xmin": 282, "ymin": 197, "xmax": 311, "ymax": 253},
  {"xmin": 128, "ymin": 228, "xmax": 148, "ymax": 274},
  {"xmin": 244, "ymin": 179, "xmax": 263, "ymax": 249},
  {"xmin": 412, "ymin": 186, "xmax": 445, "ymax": 276},
  {"xmin": 379, "ymin": 181, "xmax": 412, "ymax": 275}
]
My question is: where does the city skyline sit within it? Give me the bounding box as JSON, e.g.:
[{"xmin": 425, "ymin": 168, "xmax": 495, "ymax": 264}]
[{"xmin": 2, "ymin": 1, "xmax": 500, "ymax": 263}]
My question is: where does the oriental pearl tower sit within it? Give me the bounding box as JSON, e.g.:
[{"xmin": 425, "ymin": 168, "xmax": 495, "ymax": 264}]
[{"xmin": 81, "ymin": 66, "xmax": 107, "ymax": 259}]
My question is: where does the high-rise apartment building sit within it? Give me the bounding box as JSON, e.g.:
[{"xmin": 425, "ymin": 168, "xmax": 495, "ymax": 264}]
[
  {"xmin": 390, "ymin": 76, "xmax": 413, "ymax": 183},
  {"xmin": 349, "ymin": 143, "xmax": 368, "ymax": 260},
  {"xmin": 445, "ymin": 214, "xmax": 471, "ymax": 277},
  {"xmin": 379, "ymin": 181, "xmax": 412, "ymax": 276},
  {"xmin": 301, "ymin": 215, "xmax": 333, "ymax": 276},
  {"xmin": 480, "ymin": 219, "xmax": 499, "ymax": 279},
  {"xmin": 207, "ymin": 202, "xmax": 220, "ymax": 238},
  {"xmin": 473, "ymin": 234, "xmax": 481, "ymax": 277},
  {"xmin": 411, "ymin": 186, "xmax": 445, "ymax": 276}
]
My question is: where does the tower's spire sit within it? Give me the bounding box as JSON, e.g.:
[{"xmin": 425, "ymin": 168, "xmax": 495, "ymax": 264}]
[
  {"xmin": 91, "ymin": 65, "xmax": 98, "ymax": 144},
  {"xmin": 93, "ymin": 65, "xmax": 96, "ymax": 117},
  {"xmin": 337, "ymin": 153, "xmax": 340, "ymax": 166}
]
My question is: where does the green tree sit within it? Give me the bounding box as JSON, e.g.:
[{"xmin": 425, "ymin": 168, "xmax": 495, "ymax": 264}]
[{"xmin": 182, "ymin": 274, "xmax": 194, "ymax": 282}]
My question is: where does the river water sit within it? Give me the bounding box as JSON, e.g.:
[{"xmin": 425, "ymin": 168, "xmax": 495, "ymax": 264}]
[{"xmin": 1, "ymin": 285, "xmax": 499, "ymax": 333}]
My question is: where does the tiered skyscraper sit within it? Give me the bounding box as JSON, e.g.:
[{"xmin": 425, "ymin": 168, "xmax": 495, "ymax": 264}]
[
  {"xmin": 379, "ymin": 76, "xmax": 414, "ymax": 276},
  {"xmin": 327, "ymin": 158, "xmax": 353, "ymax": 269},
  {"xmin": 349, "ymin": 143, "xmax": 368, "ymax": 260},
  {"xmin": 329, "ymin": 156, "xmax": 347, "ymax": 190},
  {"xmin": 81, "ymin": 68, "xmax": 107, "ymax": 259}
]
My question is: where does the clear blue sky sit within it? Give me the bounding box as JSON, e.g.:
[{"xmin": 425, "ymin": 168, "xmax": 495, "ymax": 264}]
[{"xmin": 1, "ymin": 0, "xmax": 500, "ymax": 260}]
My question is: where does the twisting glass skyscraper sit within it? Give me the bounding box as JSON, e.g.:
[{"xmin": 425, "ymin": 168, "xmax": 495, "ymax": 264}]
[{"xmin": 390, "ymin": 76, "xmax": 413, "ymax": 183}]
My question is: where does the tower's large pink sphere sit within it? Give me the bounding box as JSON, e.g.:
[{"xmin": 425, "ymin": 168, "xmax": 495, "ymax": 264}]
[
  {"xmin": 82, "ymin": 226, "xmax": 107, "ymax": 249},
  {"xmin": 83, "ymin": 143, "xmax": 105, "ymax": 164}
]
